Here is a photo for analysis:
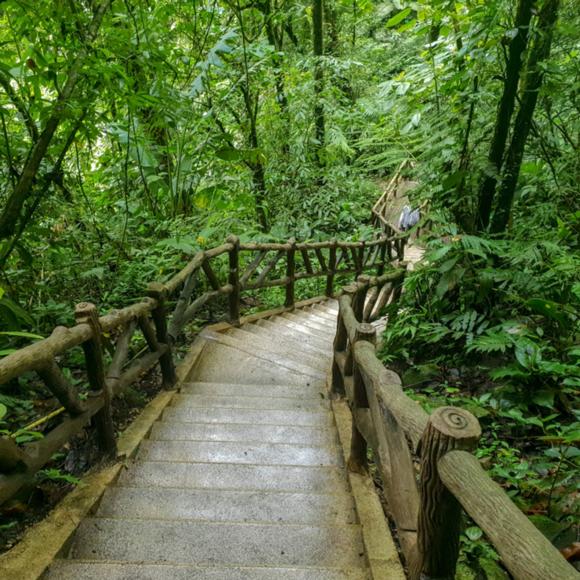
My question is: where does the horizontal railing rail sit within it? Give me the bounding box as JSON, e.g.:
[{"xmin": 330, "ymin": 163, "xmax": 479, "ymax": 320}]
[
  {"xmin": 331, "ymin": 276, "xmax": 578, "ymax": 580},
  {"xmin": 0, "ymin": 233, "xmax": 402, "ymax": 505}
]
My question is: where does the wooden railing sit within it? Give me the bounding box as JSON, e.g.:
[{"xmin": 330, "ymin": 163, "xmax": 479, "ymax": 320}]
[
  {"xmin": 0, "ymin": 233, "xmax": 401, "ymax": 505},
  {"xmin": 331, "ymin": 276, "xmax": 578, "ymax": 580}
]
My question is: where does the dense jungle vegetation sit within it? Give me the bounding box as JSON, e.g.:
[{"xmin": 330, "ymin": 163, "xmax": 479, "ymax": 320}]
[{"xmin": 0, "ymin": 0, "xmax": 578, "ymax": 575}]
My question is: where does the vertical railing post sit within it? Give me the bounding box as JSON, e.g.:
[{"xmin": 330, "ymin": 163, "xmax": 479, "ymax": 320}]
[
  {"xmin": 75, "ymin": 302, "xmax": 116, "ymax": 457},
  {"xmin": 347, "ymin": 322, "xmax": 376, "ymax": 474},
  {"xmin": 325, "ymin": 240, "xmax": 337, "ymax": 297},
  {"xmin": 331, "ymin": 307, "xmax": 348, "ymax": 397},
  {"xmin": 353, "ymin": 275, "xmax": 369, "ymax": 321},
  {"xmin": 356, "ymin": 241, "xmax": 365, "ymax": 277},
  {"xmin": 285, "ymin": 238, "xmax": 296, "ymax": 308},
  {"xmin": 410, "ymin": 407, "xmax": 481, "ymax": 580},
  {"xmin": 146, "ymin": 283, "xmax": 177, "ymax": 388},
  {"xmin": 377, "ymin": 237, "xmax": 388, "ymax": 276},
  {"xmin": 342, "ymin": 285, "xmax": 357, "ymax": 378},
  {"xmin": 227, "ymin": 235, "xmax": 240, "ymax": 325}
]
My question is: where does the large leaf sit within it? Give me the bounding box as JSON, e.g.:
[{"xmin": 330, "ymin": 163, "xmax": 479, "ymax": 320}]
[
  {"xmin": 526, "ymin": 298, "xmax": 568, "ymax": 326},
  {"xmin": 386, "ymin": 7, "xmax": 412, "ymax": 28},
  {"xmin": 215, "ymin": 147, "xmax": 264, "ymax": 164}
]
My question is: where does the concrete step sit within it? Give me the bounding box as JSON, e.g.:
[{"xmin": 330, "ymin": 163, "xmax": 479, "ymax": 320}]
[
  {"xmin": 150, "ymin": 421, "xmax": 337, "ymax": 446},
  {"xmin": 308, "ymin": 306, "xmax": 338, "ymax": 322},
  {"xmin": 69, "ymin": 518, "xmax": 368, "ymax": 570},
  {"xmin": 163, "ymin": 405, "xmax": 333, "ymax": 427},
  {"xmin": 254, "ymin": 319, "xmax": 331, "ymax": 351},
  {"xmin": 118, "ymin": 461, "xmax": 350, "ymax": 494},
  {"xmin": 170, "ymin": 393, "xmax": 330, "ymax": 412},
  {"xmin": 281, "ymin": 313, "xmax": 336, "ymax": 336},
  {"xmin": 192, "ymin": 342, "xmax": 326, "ymax": 386},
  {"xmin": 138, "ymin": 439, "xmax": 343, "ymax": 467},
  {"xmin": 202, "ymin": 331, "xmax": 327, "ymax": 379},
  {"xmin": 241, "ymin": 323, "xmax": 331, "ymax": 358},
  {"xmin": 292, "ymin": 309, "xmax": 338, "ymax": 329},
  {"xmin": 265, "ymin": 317, "xmax": 333, "ymax": 342},
  {"xmin": 226, "ymin": 327, "xmax": 330, "ymax": 369},
  {"xmin": 46, "ymin": 561, "xmax": 371, "ymax": 579},
  {"xmin": 180, "ymin": 381, "xmax": 328, "ymax": 400},
  {"xmin": 315, "ymin": 300, "xmax": 339, "ymax": 313},
  {"xmin": 97, "ymin": 486, "xmax": 358, "ymax": 524}
]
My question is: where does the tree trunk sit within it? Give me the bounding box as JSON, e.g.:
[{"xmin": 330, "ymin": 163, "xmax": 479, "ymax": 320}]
[
  {"xmin": 0, "ymin": 0, "xmax": 111, "ymax": 240},
  {"xmin": 312, "ymin": 0, "xmax": 325, "ymax": 161},
  {"xmin": 490, "ymin": 0, "xmax": 560, "ymax": 233},
  {"xmin": 476, "ymin": 0, "xmax": 535, "ymax": 231}
]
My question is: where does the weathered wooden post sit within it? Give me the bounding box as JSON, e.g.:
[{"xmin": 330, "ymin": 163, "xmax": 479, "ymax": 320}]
[
  {"xmin": 285, "ymin": 238, "xmax": 296, "ymax": 308},
  {"xmin": 227, "ymin": 235, "xmax": 241, "ymax": 325},
  {"xmin": 347, "ymin": 322, "xmax": 376, "ymax": 474},
  {"xmin": 326, "ymin": 240, "xmax": 337, "ymax": 297},
  {"xmin": 146, "ymin": 283, "xmax": 177, "ymax": 388},
  {"xmin": 330, "ymin": 309, "xmax": 348, "ymax": 397},
  {"xmin": 356, "ymin": 241, "xmax": 365, "ymax": 277},
  {"xmin": 353, "ymin": 275, "xmax": 369, "ymax": 321},
  {"xmin": 342, "ymin": 285, "xmax": 357, "ymax": 378},
  {"xmin": 410, "ymin": 406, "xmax": 481, "ymax": 580},
  {"xmin": 37, "ymin": 358, "xmax": 85, "ymax": 416},
  {"xmin": 377, "ymin": 237, "xmax": 388, "ymax": 276},
  {"xmin": 75, "ymin": 302, "xmax": 116, "ymax": 457}
]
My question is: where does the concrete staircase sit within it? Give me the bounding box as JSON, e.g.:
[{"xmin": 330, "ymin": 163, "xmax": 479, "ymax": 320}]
[{"xmin": 45, "ymin": 301, "xmax": 392, "ymax": 579}]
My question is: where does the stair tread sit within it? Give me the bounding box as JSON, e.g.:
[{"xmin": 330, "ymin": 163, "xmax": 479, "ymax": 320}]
[
  {"xmin": 253, "ymin": 319, "xmax": 331, "ymax": 350},
  {"xmin": 46, "ymin": 561, "xmax": 370, "ymax": 579},
  {"xmin": 97, "ymin": 486, "xmax": 358, "ymax": 524},
  {"xmin": 240, "ymin": 324, "xmax": 331, "ymax": 356},
  {"xmin": 226, "ymin": 327, "xmax": 330, "ymax": 368},
  {"xmin": 291, "ymin": 310, "xmax": 338, "ymax": 328},
  {"xmin": 150, "ymin": 421, "xmax": 337, "ymax": 445},
  {"xmin": 163, "ymin": 406, "xmax": 333, "ymax": 427},
  {"xmin": 180, "ymin": 381, "xmax": 328, "ymax": 399},
  {"xmin": 118, "ymin": 461, "xmax": 350, "ymax": 493},
  {"xmin": 69, "ymin": 518, "xmax": 368, "ymax": 569},
  {"xmin": 138, "ymin": 439, "xmax": 343, "ymax": 467},
  {"xmin": 208, "ymin": 330, "xmax": 328, "ymax": 375},
  {"xmin": 171, "ymin": 393, "xmax": 330, "ymax": 411},
  {"xmin": 280, "ymin": 313, "xmax": 336, "ymax": 335},
  {"xmin": 192, "ymin": 342, "xmax": 327, "ymax": 386}
]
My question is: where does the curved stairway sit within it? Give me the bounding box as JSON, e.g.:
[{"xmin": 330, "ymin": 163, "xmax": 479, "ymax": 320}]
[{"xmin": 45, "ymin": 300, "xmax": 402, "ymax": 579}]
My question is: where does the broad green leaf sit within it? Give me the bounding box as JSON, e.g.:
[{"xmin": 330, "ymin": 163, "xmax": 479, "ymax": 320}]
[
  {"xmin": 526, "ymin": 298, "xmax": 567, "ymax": 326},
  {"xmin": 532, "ymin": 390, "xmax": 555, "ymax": 408},
  {"xmin": 386, "ymin": 8, "xmax": 412, "ymax": 28}
]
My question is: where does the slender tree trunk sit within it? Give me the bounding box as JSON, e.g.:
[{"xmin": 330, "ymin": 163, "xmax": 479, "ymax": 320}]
[
  {"xmin": 312, "ymin": 0, "xmax": 325, "ymax": 161},
  {"xmin": 0, "ymin": 0, "xmax": 111, "ymax": 240},
  {"xmin": 476, "ymin": 0, "xmax": 535, "ymax": 231},
  {"xmin": 0, "ymin": 113, "xmax": 86, "ymax": 269},
  {"xmin": 324, "ymin": 0, "xmax": 339, "ymax": 55},
  {"xmin": 260, "ymin": 0, "xmax": 290, "ymax": 154},
  {"xmin": 491, "ymin": 0, "xmax": 560, "ymax": 233}
]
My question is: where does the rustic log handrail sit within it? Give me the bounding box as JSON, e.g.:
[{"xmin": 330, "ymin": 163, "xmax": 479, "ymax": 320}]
[
  {"xmin": 0, "ymin": 233, "xmax": 401, "ymax": 505},
  {"xmin": 331, "ymin": 275, "xmax": 578, "ymax": 580}
]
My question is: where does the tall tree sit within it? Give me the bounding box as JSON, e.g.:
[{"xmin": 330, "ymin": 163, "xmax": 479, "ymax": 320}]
[
  {"xmin": 0, "ymin": 1, "xmax": 112, "ymax": 241},
  {"xmin": 312, "ymin": 0, "xmax": 325, "ymax": 161},
  {"xmin": 491, "ymin": 0, "xmax": 561, "ymax": 233},
  {"xmin": 476, "ymin": 0, "xmax": 535, "ymax": 231}
]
